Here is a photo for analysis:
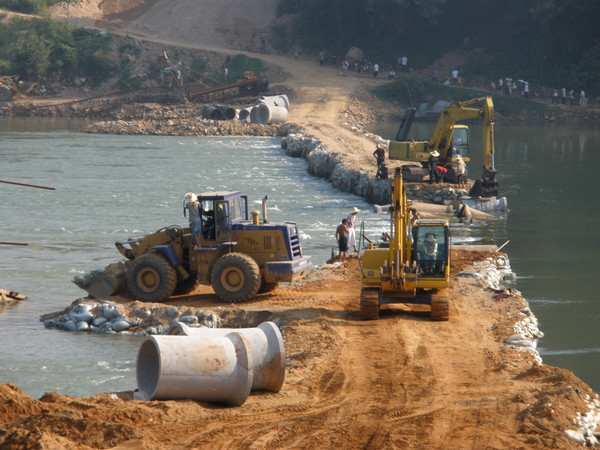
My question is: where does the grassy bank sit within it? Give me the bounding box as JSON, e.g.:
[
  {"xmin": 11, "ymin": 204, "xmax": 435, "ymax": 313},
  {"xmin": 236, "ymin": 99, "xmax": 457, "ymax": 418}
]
[{"xmin": 371, "ymin": 76, "xmax": 546, "ymax": 118}]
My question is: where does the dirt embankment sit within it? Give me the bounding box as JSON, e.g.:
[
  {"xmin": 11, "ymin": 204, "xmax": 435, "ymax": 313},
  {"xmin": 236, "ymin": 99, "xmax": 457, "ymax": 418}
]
[{"xmin": 0, "ymin": 253, "xmax": 596, "ymax": 450}]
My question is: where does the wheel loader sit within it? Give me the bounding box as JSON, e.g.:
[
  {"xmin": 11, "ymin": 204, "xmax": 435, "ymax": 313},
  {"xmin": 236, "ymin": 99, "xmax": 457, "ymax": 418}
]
[
  {"xmin": 0, "ymin": 75, "xmax": 37, "ymax": 102},
  {"xmin": 359, "ymin": 168, "xmax": 450, "ymax": 320},
  {"xmin": 74, "ymin": 191, "xmax": 312, "ymax": 303}
]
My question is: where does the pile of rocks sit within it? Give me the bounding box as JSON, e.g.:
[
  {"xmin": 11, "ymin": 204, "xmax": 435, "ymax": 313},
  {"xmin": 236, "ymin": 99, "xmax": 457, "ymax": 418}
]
[
  {"xmin": 40, "ymin": 299, "xmax": 221, "ymax": 335},
  {"xmin": 282, "ymin": 132, "xmax": 390, "ymax": 204},
  {"xmin": 405, "ymin": 183, "xmax": 471, "ymax": 204},
  {"xmin": 564, "ymin": 395, "xmax": 600, "ymax": 446}
]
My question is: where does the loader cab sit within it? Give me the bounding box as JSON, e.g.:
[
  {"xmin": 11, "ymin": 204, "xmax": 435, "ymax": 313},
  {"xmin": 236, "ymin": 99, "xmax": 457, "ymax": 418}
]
[
  {"xmin": 413, "ymin": 222, "xmax": 449, "ymax": 278},
  {"xmin": 197, "ymin": 191, "xmax": 248, "ymax": 245}
]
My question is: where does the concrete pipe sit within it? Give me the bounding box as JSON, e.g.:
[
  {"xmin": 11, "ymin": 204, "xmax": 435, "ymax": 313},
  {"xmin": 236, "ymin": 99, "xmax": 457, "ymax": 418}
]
[
  {"xmin": 250, "ymin": 106, "xmax": 259, "ymax": 123},
  {"xmin": 134, "ymin": 333, "xmax": 253, "ymax": 406},
  {"xmin": 255, "ymin": 104, "xmax": 288, "ymax": 125},
  {"xmin": 238, "ymin": 107, "xmax": 252, "ymax": 122},
  {"xmin": 214, "ymin": 105, "xmax": 236, "ymax": 120},
  {"xmin": 259, "ymin": 95, "xmax": 290, "ymax": 110},
  {"xmin": 167, "ymin": 321, "xmax": 286, "ymax": 393},
  {"xmin": 201, "ymin": 106, "xmax": 216, "ymax": 119}
]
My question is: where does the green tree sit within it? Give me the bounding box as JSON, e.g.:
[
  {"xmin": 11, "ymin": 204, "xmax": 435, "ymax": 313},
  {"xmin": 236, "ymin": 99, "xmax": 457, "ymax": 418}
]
[{"xmin": 8, "ymin": 30, "xmax": 50, "ymax": 78}]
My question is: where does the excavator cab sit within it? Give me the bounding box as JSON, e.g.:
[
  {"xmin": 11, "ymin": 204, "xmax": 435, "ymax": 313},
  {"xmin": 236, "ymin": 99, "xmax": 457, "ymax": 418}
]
[
  {"xmin": 448, "ymin": 125, "xmax": 470, "ymax": 161},
  {"xmin": 412, "ymin": 222, "xmax": 449, "ymax": 279}
]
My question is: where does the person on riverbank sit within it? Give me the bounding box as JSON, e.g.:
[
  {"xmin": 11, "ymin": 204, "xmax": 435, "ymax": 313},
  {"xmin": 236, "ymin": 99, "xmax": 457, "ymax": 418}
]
[
  {"xmin": 456, "ymin": 154, "xmax": 467, "ymax": 189},
  {"xmin": 376, "ymin": 163, "xmax": 388, "ymax": 180},
  {"xmin": 428, "ymin": 151, "xmax": 440, "ymax": 184},
  {"xmin": 373, "ymin": 144, "xmax": 385, "ymax": 167},
  {"xmin": 347, "ymin": 207, "xmax": 360, "ymax": 252},
  {"xmin": 183, "ymin": 192, "xmax": 202, "ymax": 248},
  {"xmin": 292, "ymin": 43, "xmax": 299, "ymax": 60},
  {"xmin": 436, "ymin": 165, "xmax": 447, "ymax": 183},
  {"xmin": 580, "ymin": 89, "xmax": 587, "ymax": 108},
  {"xmin": 373, "ymin": 63, "xmax": 379, "ymax": 78},
  {"xmin": 335, "ymin": 218, "xmax": 349, "ymax": 262}
]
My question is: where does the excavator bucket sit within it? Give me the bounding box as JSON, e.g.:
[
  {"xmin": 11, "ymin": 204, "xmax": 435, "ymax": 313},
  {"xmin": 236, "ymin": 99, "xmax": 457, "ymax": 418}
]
[{"xmin": 73, "ymin": 260, "xmax": 133, "ymax": 299}]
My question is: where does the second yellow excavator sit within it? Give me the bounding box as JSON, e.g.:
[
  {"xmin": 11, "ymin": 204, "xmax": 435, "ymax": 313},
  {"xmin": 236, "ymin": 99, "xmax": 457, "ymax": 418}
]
[{"xmin": 389, "ymin": 96, "xmax": 498, "ymax": 197}]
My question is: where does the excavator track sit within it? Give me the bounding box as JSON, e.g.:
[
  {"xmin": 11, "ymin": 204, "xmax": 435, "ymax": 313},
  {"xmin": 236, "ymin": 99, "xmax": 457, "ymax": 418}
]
[
  {"xmin": 430, "ymin": 290, "xmax": 450, "ymax": 321},
  {"xmin": 360, "ymin": 287, "xmax": 380, "ymax": 320}
]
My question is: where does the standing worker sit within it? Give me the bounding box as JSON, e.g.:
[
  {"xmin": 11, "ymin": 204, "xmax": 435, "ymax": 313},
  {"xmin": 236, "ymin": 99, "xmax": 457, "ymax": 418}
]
[
  {"xmin": 456, "ymin": 154, "xmax": 467, "ymax": 189},
  {"xmin": 335, "ymin": 218, "xmax": 349, "ymax": 262},
  {"xmin": 373, "ymin": 143, "xmax": 386, "ymax": 167},
  {"xmin": 183, "ymin": 192, "xmax": 202, "ymax": 248},
  {"xmin": 428, "ymin": 151, "xmax": 440, "ymax": 184},
  {"xmin": 347, "ymin": 207, "xmax": 360, "ymax": 252}
]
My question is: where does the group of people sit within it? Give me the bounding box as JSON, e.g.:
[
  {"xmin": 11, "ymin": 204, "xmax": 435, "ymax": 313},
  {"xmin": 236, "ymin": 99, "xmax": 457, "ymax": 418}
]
[
  {"xmin": 427, "ymin": 150, "xmax": 467, "ymax": 188},
  {"xmin": 549, "ymin": 88, "xmax": 587, "ymax": 107},
  {"xmin": 335, "ymin": 207, "xmax": 361, "ymax": 262}
]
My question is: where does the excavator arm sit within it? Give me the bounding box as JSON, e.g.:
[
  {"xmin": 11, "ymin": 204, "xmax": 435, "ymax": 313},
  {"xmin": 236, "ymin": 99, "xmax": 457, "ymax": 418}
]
[{"xmin": 429, "ymin": 96, "xmax": 495, "ymax": 170}]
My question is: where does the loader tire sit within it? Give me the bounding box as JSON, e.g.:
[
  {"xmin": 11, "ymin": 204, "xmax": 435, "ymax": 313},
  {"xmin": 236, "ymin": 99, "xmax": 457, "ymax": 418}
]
[
  {"xmin": 211, "ymin": 253, "xmax": 261, "ymax": 303},
  {"xmin": 360, "ymin": 287, "xmax": 380, "ymax": 320},
  {"xmin": 127, "ymin": 253, "xmax": 177, "ymax": 302},
  {"xmin": 0, "ymin": 85, "xmax": 12, "ymax": 102}
]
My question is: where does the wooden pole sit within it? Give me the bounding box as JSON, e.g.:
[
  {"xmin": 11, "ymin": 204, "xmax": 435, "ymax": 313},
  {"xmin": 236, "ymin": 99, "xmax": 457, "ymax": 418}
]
[
  {"xmin": 0, "ymin": 242, "xmax": 29, "ymax": 246},
  {"xmin": 0, "ymin": 179, "xmax": 55, "ymax": 190}
]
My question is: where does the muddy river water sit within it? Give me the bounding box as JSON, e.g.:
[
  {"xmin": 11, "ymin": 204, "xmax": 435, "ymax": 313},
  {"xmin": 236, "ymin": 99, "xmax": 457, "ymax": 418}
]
[{"xmin": 0, "ymin": 117, "xmax": 598, "ymax": 397}]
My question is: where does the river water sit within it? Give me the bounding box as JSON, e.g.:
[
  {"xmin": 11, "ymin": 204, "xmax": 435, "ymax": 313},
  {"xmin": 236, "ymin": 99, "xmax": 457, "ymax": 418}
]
[{"xmin": 0, "ymin": 117, "xmax": 598, "ymax": 398}]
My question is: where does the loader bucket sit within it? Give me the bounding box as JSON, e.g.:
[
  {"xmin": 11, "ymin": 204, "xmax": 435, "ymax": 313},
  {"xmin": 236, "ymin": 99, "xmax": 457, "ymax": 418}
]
[{"xmin": 73, "ymin": 260, "xmax": 133, "ymax": 299}]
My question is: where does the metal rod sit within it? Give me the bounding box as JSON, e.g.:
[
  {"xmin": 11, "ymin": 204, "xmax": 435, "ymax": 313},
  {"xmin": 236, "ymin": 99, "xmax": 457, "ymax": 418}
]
[
  {"xmin": 0, "ymin": 179, "xmax": 56, "ymax": 190},
  {"xmin": 496, "ymin": 240, "xmax": 510, "ymax": 252}
]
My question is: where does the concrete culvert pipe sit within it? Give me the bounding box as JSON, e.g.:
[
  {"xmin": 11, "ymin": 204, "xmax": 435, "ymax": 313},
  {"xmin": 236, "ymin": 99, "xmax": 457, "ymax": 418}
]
[
  {"xmin": 202, "ymin": 106, "xmax": 216, "ymax": 119},
  {"xmin": 214, "ymin": 105, "xmax": 236, "ymax": 120},
  {"xmin": 167, "ymin": 321, "xmax": 286, "ymax": 393},
  {"xmin": 134, "ymin": 333, "xmax": 253, "ymax": 406},
  {"xmin": 238, "ymin": 107, "xmax": 252, "ymax": 122},
  {"xmin": 259, "ymin": 95, "xmax": 290, "ymax": 110},
  {"xmin": 255, "ymin": 104, "xmax": 288, "ymax": 125},
  {"xmin": 250, "ymin": 106, "xmax": 259, "ymax": 123}
]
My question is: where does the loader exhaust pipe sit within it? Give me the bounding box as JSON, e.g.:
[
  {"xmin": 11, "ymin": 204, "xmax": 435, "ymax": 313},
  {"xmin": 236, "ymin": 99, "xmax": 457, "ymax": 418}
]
[{"xmin": 262, "ymin": 195, "xmax": 268, "ymax": 223}]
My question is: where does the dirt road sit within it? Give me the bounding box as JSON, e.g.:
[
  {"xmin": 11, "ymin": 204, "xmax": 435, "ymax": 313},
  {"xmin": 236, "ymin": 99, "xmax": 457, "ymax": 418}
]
[{"xmin": 0, "ymin": 254, "xmax": 592, "ymax": 449}]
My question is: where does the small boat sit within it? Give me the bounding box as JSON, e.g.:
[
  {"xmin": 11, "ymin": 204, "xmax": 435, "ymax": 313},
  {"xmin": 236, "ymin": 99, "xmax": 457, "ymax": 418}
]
[{"xmin": 0, "ymin": 289, "xmax": 27, "ymax": 302}]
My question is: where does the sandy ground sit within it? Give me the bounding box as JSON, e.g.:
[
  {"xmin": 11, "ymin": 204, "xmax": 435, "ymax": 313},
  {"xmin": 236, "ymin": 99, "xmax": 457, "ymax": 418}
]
[
  {"xmin": 0, "ymin": 2, "xmax": 598, "ymax": 449},
  {"xmin": 0, "ymin": 253, "xmax": 593, "ymax": 449}
]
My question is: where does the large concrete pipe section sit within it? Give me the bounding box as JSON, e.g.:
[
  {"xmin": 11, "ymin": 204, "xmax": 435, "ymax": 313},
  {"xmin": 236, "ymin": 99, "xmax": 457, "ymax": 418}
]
[
  {"xmin": 259, "ymin": 94, "xmax": 290, "ymax": 110},
  {"xmin": 214, "ymin": 105, "xmax": 236, "ymax": 120},
  {"xmin": 167, "ymin": 321, "xmax": 286, "ymax": 393},
  {"xmin": 134, "ymin": 333, "xmax": 253, "ymax": 406},
  {"xmin": 238, "ymin": 107, "xmax": 252, "ymax": 122},
  {"xmin": 255, "ymin": 103, "xmax": 288, "ymax": 125}
]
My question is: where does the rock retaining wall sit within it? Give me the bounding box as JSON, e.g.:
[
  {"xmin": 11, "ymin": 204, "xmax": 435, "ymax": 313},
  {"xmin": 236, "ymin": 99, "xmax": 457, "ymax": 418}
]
[{"xmin": 283, "ymin": 131, "xmax": 473, "ymax": 206}]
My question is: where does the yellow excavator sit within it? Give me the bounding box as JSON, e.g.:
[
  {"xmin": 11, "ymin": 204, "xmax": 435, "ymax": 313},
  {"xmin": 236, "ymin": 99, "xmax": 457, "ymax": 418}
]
[
  {"xmin": 389, "ymin": 96, "xmax": 498, "ymax": 197},
  {"xmin": 359, "ymin": 168, "xmax": 450, "ymax": 321}
]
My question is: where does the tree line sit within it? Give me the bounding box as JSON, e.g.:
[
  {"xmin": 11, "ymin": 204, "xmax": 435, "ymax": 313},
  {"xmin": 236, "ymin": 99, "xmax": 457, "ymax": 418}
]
[{"xmin": 274, "ymin": 0, "xmax": 600, "ymax": 96}]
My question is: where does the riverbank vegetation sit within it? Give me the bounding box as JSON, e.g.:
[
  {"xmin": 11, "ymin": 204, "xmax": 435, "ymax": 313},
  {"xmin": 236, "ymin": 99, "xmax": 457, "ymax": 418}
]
[
  {"xmin": 371, "ymin": 76, "xmax": 546, "ymax": 117},
  {"xmin": 275, "ymin": 0, "xmax": 600, "ymax": 97},
  {"xmin": 0, "ymin": 17, "xmax": 113, "ymax": 84}
]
